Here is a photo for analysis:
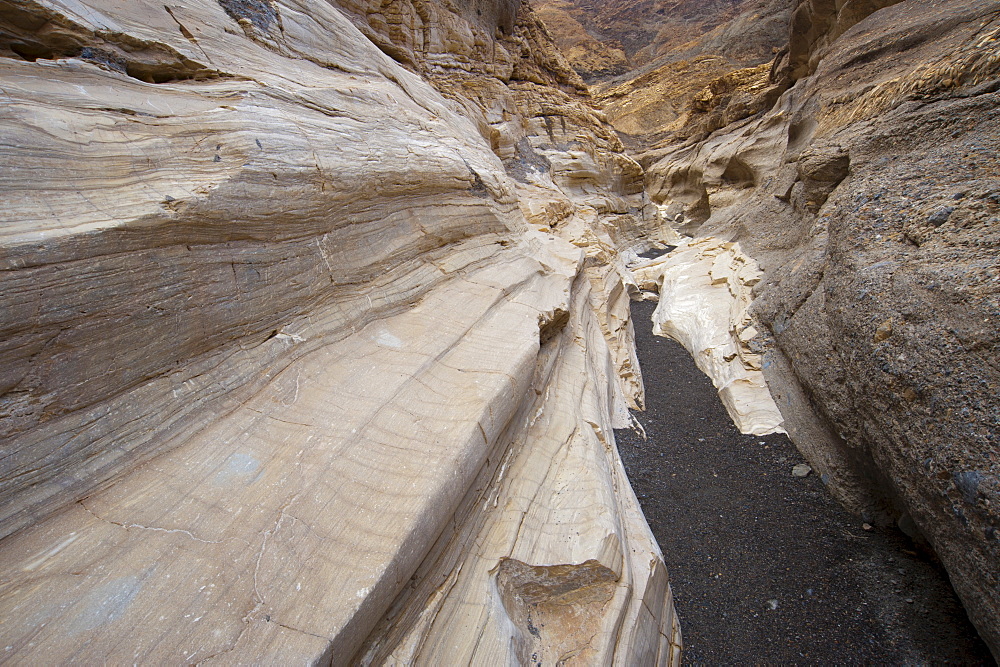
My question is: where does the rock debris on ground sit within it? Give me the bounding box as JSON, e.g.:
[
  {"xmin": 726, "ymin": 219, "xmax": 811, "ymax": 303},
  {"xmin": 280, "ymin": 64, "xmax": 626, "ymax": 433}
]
[{"xmin": 615, "ymin": 298, "xmax": 994, "ymax": 665}]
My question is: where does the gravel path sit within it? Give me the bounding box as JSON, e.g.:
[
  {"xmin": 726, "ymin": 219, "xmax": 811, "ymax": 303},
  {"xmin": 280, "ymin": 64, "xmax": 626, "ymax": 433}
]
[{"xmin": 615, "ymin": 298, "xmax": 994, "ymax": 665}]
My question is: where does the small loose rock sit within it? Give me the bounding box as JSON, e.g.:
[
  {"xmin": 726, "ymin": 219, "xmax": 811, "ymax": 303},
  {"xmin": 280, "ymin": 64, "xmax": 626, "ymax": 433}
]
[
  {"xmin": 792, "ymin": 463, "xmax": 813, "ymax": 477},
  {"xmin": 927, "ymin": 206, "xmax": 955, "ymax": 226}
]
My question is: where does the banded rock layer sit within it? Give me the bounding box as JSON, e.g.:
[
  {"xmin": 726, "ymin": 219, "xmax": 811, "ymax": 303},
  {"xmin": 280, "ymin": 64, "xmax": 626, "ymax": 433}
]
[
  {"xmin": 0, "ymin": 0, "xmax": 679, "ymax": 663},
  {"xmin": 534, "ymin": 0, "xmax": 792, "ymax": 79},
  {"xmin": 535, "ymin": 0, "xmax": 793, "ymax": 149}
]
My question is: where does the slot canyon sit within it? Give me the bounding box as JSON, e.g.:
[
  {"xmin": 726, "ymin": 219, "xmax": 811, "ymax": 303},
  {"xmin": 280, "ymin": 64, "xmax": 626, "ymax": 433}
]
[{"xmin": 0, "ymin": 0, "xmax": 997, "ymax": 663}]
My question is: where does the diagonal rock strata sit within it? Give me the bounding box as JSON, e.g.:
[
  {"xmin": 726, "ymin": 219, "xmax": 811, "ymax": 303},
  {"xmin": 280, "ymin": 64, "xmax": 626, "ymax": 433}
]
[
  {"xmin": 0, "ymin": 0, "xmax": 680, "ymax": 662},
  {"xmin": 358, "ymin": 260, "xmax": 680, "ymax": 664}
]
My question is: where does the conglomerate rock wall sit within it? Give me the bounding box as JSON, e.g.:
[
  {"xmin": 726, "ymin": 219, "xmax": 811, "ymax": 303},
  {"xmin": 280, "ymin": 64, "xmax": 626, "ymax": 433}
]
[
  {"xmin": 0, "ymin": 0, "xmax": 681, "ymax": 662},
  {"xmin": 643, "ymin": 0, "xmax": 1000, "ymax": 655}
]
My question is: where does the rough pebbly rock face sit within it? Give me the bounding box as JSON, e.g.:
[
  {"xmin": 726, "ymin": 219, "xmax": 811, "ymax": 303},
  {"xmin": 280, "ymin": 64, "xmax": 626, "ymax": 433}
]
[
  {"xmin": 644, "ymin": 0, "xmax": 1000, "ymax": 655},
  {"xmin": 0, "ymin": 0, "xmax": 681, "ymax": 663}
]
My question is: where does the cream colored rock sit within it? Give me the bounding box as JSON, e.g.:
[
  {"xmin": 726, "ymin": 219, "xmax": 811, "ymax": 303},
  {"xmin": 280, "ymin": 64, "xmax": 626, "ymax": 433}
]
[
  {"xmin": 0, "ymin": 0, "xmax": 518, "ymax": 541},
  {"xmin": 360, "ymin": 235, "xmax": 680, "ymax": 664},
  {"xmin": 0, "ymin": 0, "xmax": 679, "ymax": 663},
  {"xmin": 630, "ymin": 238, "xmax": 785, "ymax": 436}
]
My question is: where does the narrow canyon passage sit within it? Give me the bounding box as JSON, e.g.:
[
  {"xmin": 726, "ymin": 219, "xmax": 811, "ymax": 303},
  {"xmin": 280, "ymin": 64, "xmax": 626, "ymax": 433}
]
[
  {"xmin": 614, "ymin": 296, "xmax": 993, "ymax": 664},
  {"xmin": 3, "ymin": 0, "xmax": 998, "ymax": 662}
]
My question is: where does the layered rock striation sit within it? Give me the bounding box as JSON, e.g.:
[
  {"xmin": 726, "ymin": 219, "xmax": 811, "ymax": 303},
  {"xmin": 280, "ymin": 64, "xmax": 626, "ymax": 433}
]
[
  {"xmin": 0, "ymin": 0, "xmax": 680, "ymax": 662},
  {"xmin": 534, "ymin": 0, "xmax": 792, "ymax": 78},
  {"xmin": 534, "ymin": 0, "xmax": 793, "ymax": 149},
  {"xmin": 641, "ymin": 0, "xmax": 1000, "ymax": 655}
]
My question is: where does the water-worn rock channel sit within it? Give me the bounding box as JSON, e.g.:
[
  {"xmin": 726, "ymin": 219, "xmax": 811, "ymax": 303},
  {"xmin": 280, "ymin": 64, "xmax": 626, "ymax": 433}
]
[
  {"xmin": 3, "ymin": 0, "xmax": 998, "ymax": 661},
  {"xmin": 615, "ymin": 297, "xmax": 994, "ymax": 664}
]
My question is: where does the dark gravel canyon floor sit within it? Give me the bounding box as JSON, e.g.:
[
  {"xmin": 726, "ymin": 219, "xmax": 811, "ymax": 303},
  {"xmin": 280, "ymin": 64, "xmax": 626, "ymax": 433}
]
[{"xmin": 615, "ymin": 298, "xmax": 994, "ymax": 665}]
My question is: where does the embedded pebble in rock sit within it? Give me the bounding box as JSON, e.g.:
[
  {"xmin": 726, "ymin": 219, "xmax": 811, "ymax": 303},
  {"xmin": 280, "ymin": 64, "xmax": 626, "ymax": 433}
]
[{"xmin": 928, "ymin": 206, "xmax": 956, "ymax": 226}]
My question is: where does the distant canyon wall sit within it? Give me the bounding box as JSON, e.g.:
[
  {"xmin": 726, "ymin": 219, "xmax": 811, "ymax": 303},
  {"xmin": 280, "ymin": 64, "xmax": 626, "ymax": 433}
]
[
  {"xmin": 534, "ymin": 0, "xmax": 793, "ymax": 81},
  {"xmin": 532, "ymin": 0, "xmax": 793, "ymax": 152}
]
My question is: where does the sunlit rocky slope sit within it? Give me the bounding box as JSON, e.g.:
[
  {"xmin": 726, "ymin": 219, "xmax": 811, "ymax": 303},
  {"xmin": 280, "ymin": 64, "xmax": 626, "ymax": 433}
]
[
  {"xmin": 0, "ymin": 0, "xmax": 681, "ymax": 662},
  {"xmin": 534, "ymin": 0, "xmax": 793, "ymax": 150},
  {"xmin": 534, "ymin": 0, "xmax": 791, "ymax": 80}
]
